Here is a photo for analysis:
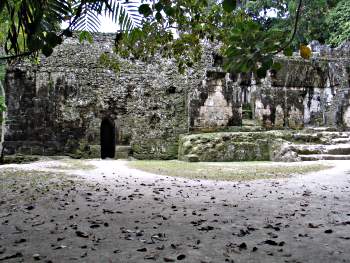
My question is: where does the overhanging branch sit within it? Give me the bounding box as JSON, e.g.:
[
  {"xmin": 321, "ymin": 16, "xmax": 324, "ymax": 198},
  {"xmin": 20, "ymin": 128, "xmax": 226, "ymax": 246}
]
[{"xmin": 274, "ymin": 0, "xmax": 303, "ymax": 55}]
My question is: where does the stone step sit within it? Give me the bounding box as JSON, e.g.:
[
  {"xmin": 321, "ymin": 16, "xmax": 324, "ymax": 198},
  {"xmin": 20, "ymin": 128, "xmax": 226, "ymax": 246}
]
[
  {"xmin": 332, "ymin": 133, "xmax": 350, "ymax": 138},
  {"xmin": 331, "ymin": 138, "xmax": 350, "ymax": 144},
  {"xmin": 115, "ymin": 145, "xmax": 132, "ymax": 152},
  {"xmin": 300, "ymin": 154, "xmax": 350, "ymax": 161},
  {"xmin": 242, "ymin": 119, "xmax": 258, "ymax": 126},
  {"xmin": 293, "ymin": 143, "xmax": 350, "ymax": 155},
  {"xmin": 292, "ymin": 132, "xmax": 350, "ymax": 144},
  {"xmin": 292, "ymin": 133, "xmax": 322, "ymax": 143},
  {"xmin": 303, "ymin": 127, "xmax": 338, "ymax": 132},
  {"xmin": 314, "ymin": 131, "xmax": 350, "ymax": 137},
  {"xmin": 115, "ymin": 145, "xmax": 132, "ymax": 159},
  {"xmin": 327, "ymin": 144, "xmax": 350, "ymax": 155}
]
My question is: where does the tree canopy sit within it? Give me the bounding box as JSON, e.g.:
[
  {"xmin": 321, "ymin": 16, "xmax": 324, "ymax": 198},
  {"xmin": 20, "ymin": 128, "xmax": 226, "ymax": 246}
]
[
  {"xmin": 326, "ymin": 0, "xmax": 350, "ymax": 46},
  {"xmin": 0, "ymin": 0, "xmax": 349, "ymax": 76}
]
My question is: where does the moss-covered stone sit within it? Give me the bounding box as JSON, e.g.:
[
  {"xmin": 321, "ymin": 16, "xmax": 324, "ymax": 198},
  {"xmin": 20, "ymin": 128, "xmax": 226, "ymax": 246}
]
[
  {"xmin": 132, "ymin": 139, "xmax": 179, "ymax": 160},
  {"xmin": 179, "ymin": 132, "xmax": 272, "ymax": 162},
  {"xmin": 70, "ymin": 143, "xmax": 100, "ymax": 159},
  {"xmin": 183, "ymin": 154, "xmax": 199, "ymax": 162}
]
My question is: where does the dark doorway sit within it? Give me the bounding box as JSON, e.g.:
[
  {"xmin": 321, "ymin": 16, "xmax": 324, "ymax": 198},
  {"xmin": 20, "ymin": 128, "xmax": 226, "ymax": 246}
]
[{"xmin": 100, "ymin": 118, "xmax": 116, "ymax": 159}]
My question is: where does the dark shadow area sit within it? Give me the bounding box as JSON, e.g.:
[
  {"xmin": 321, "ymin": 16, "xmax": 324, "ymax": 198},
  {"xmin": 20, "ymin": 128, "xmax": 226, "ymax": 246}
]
[{"xmin": 100, "ymin": 118, "xmax": 116, "ymax": 159}]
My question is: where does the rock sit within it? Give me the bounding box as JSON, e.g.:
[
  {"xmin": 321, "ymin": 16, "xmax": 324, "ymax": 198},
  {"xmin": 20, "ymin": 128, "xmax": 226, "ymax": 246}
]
[
  {"xmin": 183, "ymin": 154, "xmax": 199, "ymax": 162},
  {"xmin": 177, "ymin": 254, "xmax": 186, "ymax": 260},
  {"xmin": 264, "ymin": 240, "xmax": 278, "ymax": 246},
  {"xmin": 270, "ymin": 139, "xmax": 300, "ymax": 162},
  {"xmin": 75, "ymin": 230, "xmax": 89, "ymax": 238},
  {"xmin": 238, "ymin": 242, "xmax": 247, "ymax": 250},
  {"xmin": 309, "ymin": 40, "xmax": 322, "ymax": 53},
  {"xmin": 163, "ymin": 257, "xmax": 176, "ymax": 262}
]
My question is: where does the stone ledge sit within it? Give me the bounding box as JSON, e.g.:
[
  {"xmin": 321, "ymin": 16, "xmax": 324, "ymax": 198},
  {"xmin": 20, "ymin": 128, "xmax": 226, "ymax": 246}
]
[{"xmin": 178, "ymin": 130, "xmax": 350, "ymax": 162}]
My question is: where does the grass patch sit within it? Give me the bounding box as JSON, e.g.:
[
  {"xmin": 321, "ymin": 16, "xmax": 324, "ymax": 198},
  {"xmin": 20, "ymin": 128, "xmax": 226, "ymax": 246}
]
[
  {"xmin": 1, "ymin": 155, "xmax": 40, "ymax": 164},
  {"xmin": 128, "ymin": 160, "xmax": 333, "ymax": 181}
]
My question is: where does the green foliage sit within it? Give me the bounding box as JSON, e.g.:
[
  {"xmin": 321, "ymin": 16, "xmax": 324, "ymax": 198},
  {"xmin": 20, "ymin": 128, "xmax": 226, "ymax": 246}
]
[
  {"xmin": 222, "ymin": 16, "xmax": 288, "ymax": 75},
  {"xmin": 0, "ymin": 96, "xmax": 6, "ymax": 113},
  {"xmin": 247, "ymin": 0, "xmax": 342, "ymax": 46},
  {"xmin": 326, "ymin": 0, "xmax": 350, "ymax": 46},
  {"xmin": 222, "ymin": 0, "xmax": 236, "ymax": 13},
  {"xmin": 0, "ymin": 81, "xmax": 6, "ymax": 124},
  {"xmin": 139, "ymin": 4, "xmax": 153, "ymax": 17},
  {"xmin": 1, "ymin": 0, "xmax": 347, "ymax": 77},
  {"xmin": 0, "ymin": 11, "xmax": 9, "ymax": 46},
  {"xmin": 1, "ymin": 0, "xmax": 65, "ymax": 57},
  {"xmin": 0, "ymin": 62, "xmax": 5, "ymax": 83},
  {"xmin": 0, "ymin": 0, "xmax": 142, "ymax": 59},
  {"xmin": 291, "ymin": 0, "xmax": 339, "ymax": 45},
  {"xmin": 74, "ymin": 0, "xmax": 141, "ymax": 32},
  {"xmin": 115, "ymin": 1, "xmax": 294, "ymax": 76},
  {"xmin": 99, "ymin": 53, "xmax": 120, "ymax": 73},
  {"xmin": 79, "ymin": 31, "xmax": 94, "ymax": 44}
]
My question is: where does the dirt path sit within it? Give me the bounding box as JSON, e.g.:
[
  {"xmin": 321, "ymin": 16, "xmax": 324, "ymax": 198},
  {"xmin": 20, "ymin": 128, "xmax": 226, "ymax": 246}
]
[{"xmin": 0, "ymin": 159, "xmax": 350, "ymax": 263}]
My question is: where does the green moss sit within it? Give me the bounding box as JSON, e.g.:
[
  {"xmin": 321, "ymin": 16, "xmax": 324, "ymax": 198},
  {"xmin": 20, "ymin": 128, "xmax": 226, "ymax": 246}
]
[
  {"xmin": 132, "ymin": 140, "xmax": 179, "ymax": 160},
  {"xmin": 0, "ymin": 62, "xmax": 6, "ymax": 83},
  {"xmin": 70, "ymin": 142, "xmax": 100, "ymax": 159},
  {"xmin": 179, "ymin": 132, "xmax": 272, "ymax": 161},
  {"xmin": 167, "ymin": 143, "xmax": 179, "ymax": 158},
  {"xmin": 99, "ymin": 53, "xmax": 120, "ymax": 73},
  {"xmin": 131, "ymin": 143, "xmax": 143, "ymax": 155},
  {"xmin": 242, "ymin": 103, "xmax": 253, "ymax": 119},
  {"xmin": 2, "ymin": 155, "xmax": 40, "ymax": 164}
]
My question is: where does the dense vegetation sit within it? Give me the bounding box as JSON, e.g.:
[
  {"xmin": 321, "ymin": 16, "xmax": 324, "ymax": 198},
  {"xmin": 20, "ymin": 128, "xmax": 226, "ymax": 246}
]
[
  {"xmin": 0, "ymin": 0, "xmax": 349, "ymax": 76},
  {"xmin": 326, "ymin": 0, "xmax": 350, "ymax": 46}
]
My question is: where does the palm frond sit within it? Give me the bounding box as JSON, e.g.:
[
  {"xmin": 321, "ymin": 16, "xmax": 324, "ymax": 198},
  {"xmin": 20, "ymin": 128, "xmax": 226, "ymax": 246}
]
[
  {"xmin": 71, "ymin": 1, "xmax": 103, "ymax": 32},
  {"xmin": 71, "ymin": 0, "xmax": 143, "ymax": 32},
  {"xmin": 73, "ymin": 6, "xmax": 102, "ymax": 32},
  {"xmin": 0, "ymin": 0, "xmax": 147, "ymax": 57},
  {"xmin": 3, "ymin": 0, "xmax": 70, "ymax": 55},
  {"xmin": 105, "ymin": 0, "xmax": 143, "ymax": 31},
  {"xmin": 47, "ymin": 0, "xmax": 71, "ymax": 21}
]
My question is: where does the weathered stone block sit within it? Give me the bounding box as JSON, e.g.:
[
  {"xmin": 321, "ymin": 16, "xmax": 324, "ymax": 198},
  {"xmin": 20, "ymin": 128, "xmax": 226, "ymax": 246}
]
[
  {"xmin": 183, "ymin": 154, "xmax": 199, "ymax": 162},
  {"xmin": 269, "ymin": 139, "xmax": 300, "ymax": 162},
  {"xmin": 179, "ymin": 132, "xmax": 271, "ymax": 162}
]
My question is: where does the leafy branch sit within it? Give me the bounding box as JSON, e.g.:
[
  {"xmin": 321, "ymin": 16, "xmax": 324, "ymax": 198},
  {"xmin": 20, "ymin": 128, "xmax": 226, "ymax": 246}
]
[{"xmin": 0, "ymin": 0, "xmax": 144, "ymax": 60}]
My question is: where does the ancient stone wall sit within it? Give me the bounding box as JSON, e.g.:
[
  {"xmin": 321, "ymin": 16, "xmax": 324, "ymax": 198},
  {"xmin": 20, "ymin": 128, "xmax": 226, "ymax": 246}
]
[
  {"xmin": 187, "ymin": 44, "xmax": 350, "ymax": 132},
  {"xmin": 188, "ymin": 71, "xmax": 242, "ymax": 131},
  {"xmin": 4, "ymin": 34, "xmax": 209, "ymax": 159},
  {"xmin": 250, "ymin": 56, "xmax": 350, "ymax": 130},
  {"xmin": 3, "ymin": 35, "xmax": 350, "ymax": 159}
]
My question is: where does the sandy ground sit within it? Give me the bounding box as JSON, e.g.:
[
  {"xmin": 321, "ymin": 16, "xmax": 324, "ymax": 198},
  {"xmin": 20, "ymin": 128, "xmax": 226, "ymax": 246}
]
[{"xmin": 0, "ymin": 159, "xmax": 350, "ymax": 263}]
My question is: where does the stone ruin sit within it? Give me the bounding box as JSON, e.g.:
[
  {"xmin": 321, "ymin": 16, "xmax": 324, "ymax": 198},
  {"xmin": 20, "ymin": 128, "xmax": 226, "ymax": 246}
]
[{"xmin": 3, "ymin": 34, "xmax": 350, "ymax": 162}]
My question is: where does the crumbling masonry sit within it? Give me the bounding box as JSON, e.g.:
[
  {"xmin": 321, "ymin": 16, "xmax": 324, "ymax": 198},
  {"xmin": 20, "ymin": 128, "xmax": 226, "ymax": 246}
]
[{"xmin": 4, "ymin": 34, "xmax": 350, "ymax": 161}]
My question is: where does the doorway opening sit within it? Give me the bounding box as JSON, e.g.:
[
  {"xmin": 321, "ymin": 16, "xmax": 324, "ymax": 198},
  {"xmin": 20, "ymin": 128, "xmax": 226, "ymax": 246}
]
[{"xmin": 100, "ymin": 118, "xmax": 116, "ymax": 159}]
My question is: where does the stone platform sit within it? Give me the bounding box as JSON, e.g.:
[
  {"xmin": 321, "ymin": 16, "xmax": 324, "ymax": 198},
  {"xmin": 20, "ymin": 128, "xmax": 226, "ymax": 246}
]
[{"xmin": 178, "ymin": 128, "xmax": 350, "ymax": 162}]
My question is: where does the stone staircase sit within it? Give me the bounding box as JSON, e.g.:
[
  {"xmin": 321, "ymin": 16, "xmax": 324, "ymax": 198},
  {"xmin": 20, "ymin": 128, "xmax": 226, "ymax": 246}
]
[
  {"xmin": 290, "ymin": 129, "xmax": 350, "ymax": 161},
  {"xmin": 178, "ymin": 127, "xmax": 350, "ymax": 162}
]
